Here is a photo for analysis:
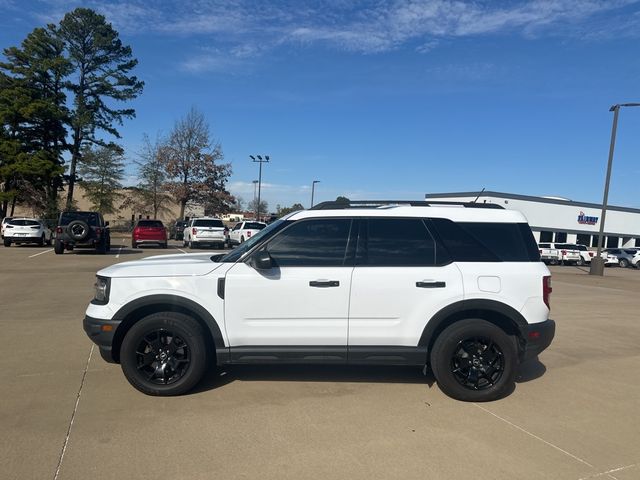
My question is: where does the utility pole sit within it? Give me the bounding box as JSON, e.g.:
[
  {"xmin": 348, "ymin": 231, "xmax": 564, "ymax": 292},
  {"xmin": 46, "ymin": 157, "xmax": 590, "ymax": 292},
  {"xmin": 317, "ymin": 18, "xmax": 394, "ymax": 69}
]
[
  {"xmin": 250, "ymin": 155, "xmax": 269, "ymax": 221},
  {"xmin": 252, "ymin": 180, "xmax": 258, "ymax": 203},
  {"xmin": 311, "ymin": 180, "xmax": 320, "ymax": 208},
  {"xmin": 590, "ymin": 103, "xmax": 640, "ymax": 276}
]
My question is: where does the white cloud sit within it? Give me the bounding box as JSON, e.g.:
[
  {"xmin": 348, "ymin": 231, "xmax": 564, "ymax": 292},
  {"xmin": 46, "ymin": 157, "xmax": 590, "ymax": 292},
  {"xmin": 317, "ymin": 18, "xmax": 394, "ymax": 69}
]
[{"xmin": 29, "ymin": 0, "xmax": 640, "ymax": 71}]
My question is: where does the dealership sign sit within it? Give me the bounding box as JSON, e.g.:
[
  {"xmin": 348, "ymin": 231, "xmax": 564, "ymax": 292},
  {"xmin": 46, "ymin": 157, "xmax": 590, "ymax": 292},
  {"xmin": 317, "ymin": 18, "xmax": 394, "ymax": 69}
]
[{"xmin": 577, "ymin": 211, "xmax": 598, "ymax": 225}]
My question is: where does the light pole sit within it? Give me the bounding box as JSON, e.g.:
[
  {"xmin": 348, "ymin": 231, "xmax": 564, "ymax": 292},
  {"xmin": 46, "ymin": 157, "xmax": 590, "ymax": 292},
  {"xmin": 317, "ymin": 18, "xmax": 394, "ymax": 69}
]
[
  {"xmin": 252, "ymin": 180, "xmax": 258, "ymax": 203},
  {"xmin": 590, "ymin": 103, "xmax": 640, "ymax": 276},
  {"xmin": 250, "ymin": 155, "xmax": 269, "ymax": 221},
  {"xmin": 310, "ymin": 180, "xmax": 320, "ymax": 208}
]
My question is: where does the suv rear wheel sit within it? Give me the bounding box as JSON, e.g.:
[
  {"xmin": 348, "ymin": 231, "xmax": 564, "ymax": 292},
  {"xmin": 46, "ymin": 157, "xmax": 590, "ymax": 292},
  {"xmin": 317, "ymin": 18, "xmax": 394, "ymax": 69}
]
[
  {"xmin": 430, "ymin": 319, "xmax": 517, "ymax": 402},
  {"xmin": 54, "ymin": 239, "xmax": 64, "ymax": 254},
  {"xmin": 120, "ymin": 312, "xmax": 208, "ymax": 396},
  {"xmin": 3, "ymin": 238, "xmax": 10, "ymax": 247}
]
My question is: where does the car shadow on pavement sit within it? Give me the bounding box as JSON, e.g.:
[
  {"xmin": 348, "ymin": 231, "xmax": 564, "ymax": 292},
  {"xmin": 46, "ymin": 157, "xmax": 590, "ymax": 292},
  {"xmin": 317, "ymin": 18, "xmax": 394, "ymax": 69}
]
[
  {"xmin": 515, "ymin": 357, "xmax": 546, "ymax": 383},
  {"xmin": 191, "ymin": 364, "xmax": 434, "ymax": 394},
  {"xmin": 69, "ymin": 245, "xmax": 141, "ymax": 255}
]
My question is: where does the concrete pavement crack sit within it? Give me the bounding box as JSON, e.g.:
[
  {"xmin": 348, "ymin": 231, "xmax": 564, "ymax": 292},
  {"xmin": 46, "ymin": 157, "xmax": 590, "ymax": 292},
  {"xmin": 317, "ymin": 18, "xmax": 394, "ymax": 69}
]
[{"xmin": 53, "ymin": 344, "xmax": 94, "ymax": 480}]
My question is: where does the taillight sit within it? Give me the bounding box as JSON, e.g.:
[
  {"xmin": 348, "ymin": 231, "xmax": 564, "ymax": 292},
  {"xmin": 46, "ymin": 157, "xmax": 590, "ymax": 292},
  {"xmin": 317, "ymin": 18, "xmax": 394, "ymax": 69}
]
[
  {"xmin": 95, "ymin": 227, "xmax": 101, "ymax": 235},
  {"xmin": 56, "ymin": 226, "xmax": 63, "ymax": 234},
  {"xmin": 561, "ymin": 250, "xmax": 567, "ymax": 255},
  {"xmin": 247, "ymin": 231, "xmax": 252, "ymax": 237},
  {"xmin": 589, "ymin": 252, "xmax": 595, "ymax": 257},
  {"xmin": 543, "ymin": 275, "xmax": 552, "ymax": 310},
  {"xmin": 192, "ymin": 228, "xmax": 197, "ymax": 235}
]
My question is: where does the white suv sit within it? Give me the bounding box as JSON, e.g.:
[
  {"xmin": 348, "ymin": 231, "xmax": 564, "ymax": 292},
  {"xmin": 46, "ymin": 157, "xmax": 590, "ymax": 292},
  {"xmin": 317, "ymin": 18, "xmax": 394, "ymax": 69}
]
[
  {"xmin": 84, "ymin": 201, "xmax": 555, "ymax": 402},
  {"xmin": 183, "ymin": 217, "xmax": 227, "ymax": 249}
]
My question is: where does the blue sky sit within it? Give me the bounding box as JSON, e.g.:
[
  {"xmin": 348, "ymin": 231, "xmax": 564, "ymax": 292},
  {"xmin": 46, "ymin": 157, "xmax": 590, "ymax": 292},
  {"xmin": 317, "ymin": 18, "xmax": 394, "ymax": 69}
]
[{"xmin": 2, "ymin": 0, "xmax": 640, "ymax": 210}]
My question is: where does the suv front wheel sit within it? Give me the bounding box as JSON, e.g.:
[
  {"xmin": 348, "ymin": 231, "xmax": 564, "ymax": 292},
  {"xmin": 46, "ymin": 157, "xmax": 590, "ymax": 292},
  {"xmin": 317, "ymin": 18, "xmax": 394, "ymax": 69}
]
[
  {"xmin": 120, "ymin": 312, "xmax": 208, "ymax": 396},
  {"xmin": 430, "ymin": 319, "xmax": 518, "ymax": 402}
]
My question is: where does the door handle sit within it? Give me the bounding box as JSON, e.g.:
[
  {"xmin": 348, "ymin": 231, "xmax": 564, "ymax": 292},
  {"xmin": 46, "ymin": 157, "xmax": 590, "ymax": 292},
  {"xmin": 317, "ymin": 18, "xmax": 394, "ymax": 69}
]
[
  {"xmin": 416, "ymin": 281, "xmax": 446, "ymax": 288},
  {"xmin": 309, "ymin": 280, "xmax": 340, "ymax": 288}
]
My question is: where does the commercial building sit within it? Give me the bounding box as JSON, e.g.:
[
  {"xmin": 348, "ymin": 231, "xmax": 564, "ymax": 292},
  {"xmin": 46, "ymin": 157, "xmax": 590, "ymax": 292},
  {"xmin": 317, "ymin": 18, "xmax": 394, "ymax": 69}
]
[{"xmin": 425, "ymin": 191, "xmax": 640, "ymax": 248}]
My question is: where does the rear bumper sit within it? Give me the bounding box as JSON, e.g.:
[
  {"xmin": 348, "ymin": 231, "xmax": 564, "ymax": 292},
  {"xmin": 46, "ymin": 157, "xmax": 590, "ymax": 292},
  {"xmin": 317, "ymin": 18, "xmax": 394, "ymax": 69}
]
[
  {"xmin": 521, "ymin": 319, "xmax": 555, "ymax": 361},
  {"xmin": 83, "ymin": 315, "xmax": 121, "ymax": 363},
  {"xmin": 6, "ymin": 235, "xmax": 41, "ymax": 242}
]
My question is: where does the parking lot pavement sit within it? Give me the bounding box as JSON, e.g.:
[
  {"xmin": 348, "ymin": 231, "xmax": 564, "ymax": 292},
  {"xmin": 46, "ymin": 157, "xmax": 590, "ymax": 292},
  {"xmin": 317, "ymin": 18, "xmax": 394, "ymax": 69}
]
[{"xmin": 1, "ymin": 248, "xmax": 639, "ymax": 480}]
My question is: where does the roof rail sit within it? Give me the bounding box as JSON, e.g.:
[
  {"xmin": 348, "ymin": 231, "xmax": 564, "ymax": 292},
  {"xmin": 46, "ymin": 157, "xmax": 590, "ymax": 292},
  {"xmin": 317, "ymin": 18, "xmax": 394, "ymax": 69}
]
[{"xmin": 310, "ymin": 200, "xmax": 504, "ymax": 210}]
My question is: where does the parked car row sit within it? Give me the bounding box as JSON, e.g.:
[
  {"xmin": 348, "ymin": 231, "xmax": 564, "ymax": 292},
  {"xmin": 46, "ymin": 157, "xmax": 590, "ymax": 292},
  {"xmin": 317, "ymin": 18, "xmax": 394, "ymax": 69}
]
[{"xmin": 538, "ymin": 242, "xmax": 640, "ymax": 268}]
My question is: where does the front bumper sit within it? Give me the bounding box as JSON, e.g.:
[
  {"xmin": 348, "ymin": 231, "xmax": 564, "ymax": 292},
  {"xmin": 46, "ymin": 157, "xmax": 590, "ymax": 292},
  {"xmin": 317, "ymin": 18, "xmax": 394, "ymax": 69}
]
[
  {"xmin": 83, "ymin": 315, "xmax": 121, "ymax": 363},
  {"xmin": 521, "ymin": 319, "xmax": 555, "ymax": 361}
]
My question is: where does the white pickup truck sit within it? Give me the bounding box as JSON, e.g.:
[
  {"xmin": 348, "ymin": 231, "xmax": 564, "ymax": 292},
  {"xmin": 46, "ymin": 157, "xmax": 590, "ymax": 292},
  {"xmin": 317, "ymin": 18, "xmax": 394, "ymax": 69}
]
[{"xmin": 538, "ymin": 243, "xmax": 581, "ymax": 265}]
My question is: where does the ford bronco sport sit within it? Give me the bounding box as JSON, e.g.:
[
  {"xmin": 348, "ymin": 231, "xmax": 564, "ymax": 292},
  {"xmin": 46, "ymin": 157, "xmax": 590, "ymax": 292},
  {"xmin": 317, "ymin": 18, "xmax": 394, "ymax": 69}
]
[{"xmin": 83, "ymin": 200, "xmax": 555, "ymax": 401}]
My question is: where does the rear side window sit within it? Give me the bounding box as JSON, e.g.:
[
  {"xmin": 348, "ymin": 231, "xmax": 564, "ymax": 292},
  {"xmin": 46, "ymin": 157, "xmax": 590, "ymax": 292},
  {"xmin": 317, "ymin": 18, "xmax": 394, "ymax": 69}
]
[
  {"xmin": 430, "ymin": 219, "xmax": 539, "ymax": 262},
  {"xmin": 60, "ymin": 212, "xmax": 99, "ymax": 226},
  {"xmin": 266, "ymin": 218, "xmax": 352, "ymax": 266},
  {"xmin": 244, "ymin": 222, "xmax": 266, "ymax": 230},
  {"xmin": 137, "ymin": 220, "xmax": 164, "ymax": 228},
  {"xmin": 358, "ymin": 218, "xmax": 441, "ymax": 266},
  {"xmin": 193, "ymin": 219, "xmax": 223, "ymax": 228}
]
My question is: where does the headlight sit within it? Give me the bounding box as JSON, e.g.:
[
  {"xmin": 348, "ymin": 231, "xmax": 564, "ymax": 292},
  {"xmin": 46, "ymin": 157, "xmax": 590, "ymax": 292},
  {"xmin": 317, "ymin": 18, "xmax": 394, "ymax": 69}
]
[{"xmin": 94, "ymin": 276, "xmax": 111, "ymax": 304}]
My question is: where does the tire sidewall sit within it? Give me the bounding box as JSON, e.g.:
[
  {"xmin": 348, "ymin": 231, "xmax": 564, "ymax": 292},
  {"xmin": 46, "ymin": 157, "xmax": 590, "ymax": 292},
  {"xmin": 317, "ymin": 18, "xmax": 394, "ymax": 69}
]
[
  {"xmin": 430, "ymin": 319, "xmax": 518, "ymax": 402},
  {"xmin": 120, "ymin": 312, "xmax": 208, "ymax": 396}
]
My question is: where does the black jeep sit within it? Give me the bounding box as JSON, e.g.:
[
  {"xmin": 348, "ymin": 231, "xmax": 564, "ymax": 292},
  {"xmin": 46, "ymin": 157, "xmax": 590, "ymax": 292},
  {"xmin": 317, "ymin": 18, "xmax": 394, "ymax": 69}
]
[{"xmin": 54, "ymin": 211, "xmax": 111, "ymax": 254}]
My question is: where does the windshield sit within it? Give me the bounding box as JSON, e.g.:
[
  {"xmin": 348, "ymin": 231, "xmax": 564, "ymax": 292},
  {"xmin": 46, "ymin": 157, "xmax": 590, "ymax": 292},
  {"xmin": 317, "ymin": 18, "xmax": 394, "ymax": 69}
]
[
  {"xmin": 193, "ymin": 219, "xmax": 223, "ymax": 228},
  {"xmin": 137, "ymin": 220, "xmax": 164, "ymax": 228},
  {"xmin": 9, "ymin": 219, "xmax": 40, "ymax": 226},
  {"xmin": 215, "ymin": 219, "xmax": 289, "ymax": 263}
]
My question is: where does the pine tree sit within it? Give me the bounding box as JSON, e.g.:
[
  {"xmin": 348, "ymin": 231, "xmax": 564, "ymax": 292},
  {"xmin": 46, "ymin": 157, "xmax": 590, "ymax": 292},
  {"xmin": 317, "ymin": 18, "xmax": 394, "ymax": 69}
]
[
  {"xmin": 78, "ymin": 145, "xmax": 124, "ymax": 214},
  {"xmin": 57, "ymin": 8, "xmax": 143, "ymax": 210}
]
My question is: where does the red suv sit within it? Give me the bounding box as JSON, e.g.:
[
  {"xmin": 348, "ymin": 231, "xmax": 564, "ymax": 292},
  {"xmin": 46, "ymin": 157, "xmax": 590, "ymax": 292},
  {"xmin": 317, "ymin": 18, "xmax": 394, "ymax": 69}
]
[{"xmin": 131, "ymin": 220, "xmax": 168, "ymax": 249}]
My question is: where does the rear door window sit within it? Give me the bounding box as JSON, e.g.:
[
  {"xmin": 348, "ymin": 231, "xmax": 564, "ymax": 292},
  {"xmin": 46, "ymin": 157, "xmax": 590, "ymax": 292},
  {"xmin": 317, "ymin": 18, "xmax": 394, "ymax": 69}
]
[
  {"xmin": 193, "ymin": 219, "xmax": 224, "ymax": 228},
  {"xmin": 137, "ymin": 220, "xmax": 164, "ymax": 228},
  {"xmin": 357, "ymin": 218, "xmax": 441, "ymax": 266}
]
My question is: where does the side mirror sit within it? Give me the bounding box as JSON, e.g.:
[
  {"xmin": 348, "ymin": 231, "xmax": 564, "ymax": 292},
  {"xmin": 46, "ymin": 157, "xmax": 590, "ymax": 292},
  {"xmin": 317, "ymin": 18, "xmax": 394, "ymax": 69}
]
[
  {"xmin": 252, "ymin": 250, "xmax": 273, "ymax": 270},
  {"xmin": 105, "ymin": 221, "xmax": 110, "ymax": 227}
]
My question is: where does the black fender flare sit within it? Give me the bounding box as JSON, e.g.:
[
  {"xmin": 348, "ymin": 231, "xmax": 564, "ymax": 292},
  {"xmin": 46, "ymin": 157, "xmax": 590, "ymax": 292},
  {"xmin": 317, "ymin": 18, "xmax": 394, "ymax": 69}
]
[
  {"xmin": 419, "ymin": 299, "xmax": 528, "ymax": 351},
  {"xmin": 111, "ymin": 294, "xmax": 227, "ymax": 362}
]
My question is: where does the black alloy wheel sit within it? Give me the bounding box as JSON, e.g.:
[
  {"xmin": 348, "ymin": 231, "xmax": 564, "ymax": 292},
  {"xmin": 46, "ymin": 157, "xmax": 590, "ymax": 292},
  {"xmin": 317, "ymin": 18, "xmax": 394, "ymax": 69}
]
[
  {"xmin": 133, "ymin": 330, "xmax": 191, "ymax": 386},
  {"xmin": 121, "ymin": 312, "xmax": 208, "ymax": 396},
  {"xmin": 619, "ymin": 259, "xmax": 629, "ymax": 268},
  {"xmin": 430, "ymin": 319, "xmax": 517, "ymax": 402},
  {"xmin": 450, "ymin": 337, "xmax": 504, "ymax": 391}
]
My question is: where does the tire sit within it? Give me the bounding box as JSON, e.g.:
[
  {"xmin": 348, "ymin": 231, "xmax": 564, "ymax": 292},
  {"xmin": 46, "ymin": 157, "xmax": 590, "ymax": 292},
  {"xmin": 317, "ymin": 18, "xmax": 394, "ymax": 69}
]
[
  {"xmin": 619, "ymin": 259, "xmax": 629, "ymax": 268},
  {"xmin": 188, "ymin": 240, "xmax": 195, "ymax": 249},
  {"xmin": 162, "ymin": 242, "xmax": 168, "ymax": 249},
  {"xmin": 54, "ymin": 240, "xmax": 64, "ymax": 254},
  {"xmin": 240, "ymin": 236, "xmax": 245, "ymax": 243},
  {"xmin": 66, "ymin": 220, "xmax": 90, "ymax": 242},
  {"xmin": 430, "ymin": 319, "xmax": 518, "ymax": 402},
  {"xmin": 46, "ymin": 236, "xmax": 52, "ymax": 246},
  {"xmin": 120, "ymin": 312, "xmax": 208, "ymax": 396},
  {"xmin": 132, "ymin": 241, "xmax": 137, "ymax": 249},
  {"xmin": 577, "ymin": 257, "xmax": 586, "ymax": 266},
  {"xmin": 550, "ymin": 259, "xmax": 558, "ymax": 265},
  {"xmin": 3, "ymin": 238, "xmax": 10, "ymax": 247},
  {"xmin": 39, "ymin": 234, "xmax": 45, "ymax": 247},
  {"xmin": 96, "ymin": 238, "xmax": 107, "ymax": 254},
  {"xmin": 106, "ymin": 237, "xmax": 111, "ymax": 252}
]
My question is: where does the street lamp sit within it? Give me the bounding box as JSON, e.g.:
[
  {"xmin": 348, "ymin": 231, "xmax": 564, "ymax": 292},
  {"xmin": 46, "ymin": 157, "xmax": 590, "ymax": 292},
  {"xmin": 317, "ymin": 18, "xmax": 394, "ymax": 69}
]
[
  {"xmin": 252, "ymin": 180, "xmax": 258, "ymax": 203},
  {"xmin": 311, "ymin": 180, "xmax": 320, "ymax": 208},
  {"xmin": 590, "ymin": 103, "xmax": 640, "ymax": 276},
  {"xmin": 250, "ymin": 155, "xmax": 269, "ymax": 221}
]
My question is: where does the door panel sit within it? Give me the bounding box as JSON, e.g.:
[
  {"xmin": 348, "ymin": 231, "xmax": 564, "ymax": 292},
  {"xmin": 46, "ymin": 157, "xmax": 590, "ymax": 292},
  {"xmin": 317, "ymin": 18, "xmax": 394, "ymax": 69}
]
[
  {"xmin": 224, "ymin": 263, "xmax": 353, "ymax": 346},
  {"xmin": 348, "ymin": 264, "xmax": 463, "ymax": 346}
]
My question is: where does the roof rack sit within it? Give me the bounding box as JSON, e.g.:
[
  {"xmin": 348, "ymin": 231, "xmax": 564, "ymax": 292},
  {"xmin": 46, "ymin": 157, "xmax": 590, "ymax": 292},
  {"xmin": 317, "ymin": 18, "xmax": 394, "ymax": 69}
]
[{"xmin": 310, "ymin": 200, "xmax": 504, "ymax": 210}]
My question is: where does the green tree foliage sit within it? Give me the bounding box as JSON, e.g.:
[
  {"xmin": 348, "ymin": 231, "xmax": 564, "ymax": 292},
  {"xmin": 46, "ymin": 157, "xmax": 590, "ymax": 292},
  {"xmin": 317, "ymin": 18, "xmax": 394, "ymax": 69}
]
[
  {"xmin": 0, "ymin": 27, "xmax": 70, "ymax": 218},
  {"xmin": 57, "ymin": 8, "xmax": 143, "ymax": 210},
  {"xmin": 161, "ymin": 107, "xmax": 232, "ymax": 219},
  {"xmin": 78, "ymin": 145, "xmax": 124, "ymax": 214},
  {"xmin": 277, "ymin": 203, "xmax": 304, "ymax": 216}
]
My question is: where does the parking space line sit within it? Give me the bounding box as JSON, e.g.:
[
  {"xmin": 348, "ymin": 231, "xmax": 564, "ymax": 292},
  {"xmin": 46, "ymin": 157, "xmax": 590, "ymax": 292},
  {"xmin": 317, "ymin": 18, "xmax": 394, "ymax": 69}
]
[
  {"xmin": 53, "ymin": 344, "xmax": 94, "ymax": 480},
  {"xmin": 115, "ymin": 246, "xmax": 123, "ymax": 259},
  {"xmin": 577, "ymin": 464, "xmax": 638, "ymax": 480},
  {"xmin": 28, "ymin": 248, "xmax": 53, "ymax": 258},
  {"xmin": 174, "ymin": 246, "xmax": 187, "ymax": 254},
  {"xmin": 473, "ymin": 403, "xmax": 594, "ymax": 468}
]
